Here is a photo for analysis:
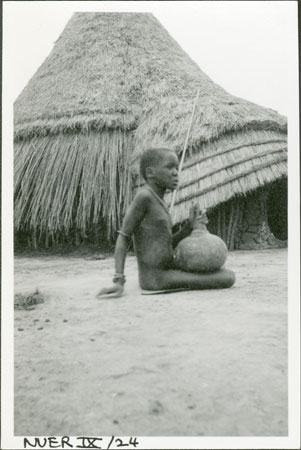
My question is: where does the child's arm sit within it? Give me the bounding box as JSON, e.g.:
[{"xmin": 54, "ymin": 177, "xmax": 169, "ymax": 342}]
[
  {"xmin": 96, "ymin": 191, "xmax": 150, "ymax": 298},
  {"xmin": 172, "ymin": 221, "xmax": 193, "ymax": 248},
  {"xmin": 96, "ymin": 233, "xmax": 129, "ymax": 297},
  {"xmin": 172, "ymin": 205, "xmax": 208, "ymax": 248}
]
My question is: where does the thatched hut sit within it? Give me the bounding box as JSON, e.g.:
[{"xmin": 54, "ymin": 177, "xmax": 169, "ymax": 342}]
[{"xmin": 14, "ymin": 12, "xmax": 287, "ymax": 250}]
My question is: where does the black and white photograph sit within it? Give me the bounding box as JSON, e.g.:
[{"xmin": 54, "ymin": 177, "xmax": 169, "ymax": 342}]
[{"xmin": 1, "ymin": 1, "xmax": 300, "ymax": 449}]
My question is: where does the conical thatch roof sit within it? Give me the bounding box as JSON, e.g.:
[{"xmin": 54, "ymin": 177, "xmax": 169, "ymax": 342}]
[
  {"xmin": 14, "ymin": 12, "xmax": 287, "ymax": 246},
  {"xmin": 15, "ymin": 12, "xmax": 213, "ymax": 138}
]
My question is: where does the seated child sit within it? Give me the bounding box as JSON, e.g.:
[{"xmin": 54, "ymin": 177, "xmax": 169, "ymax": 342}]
[{"xmin": 97, "ymin": 148, "xmax": 235, "ymax": 297}]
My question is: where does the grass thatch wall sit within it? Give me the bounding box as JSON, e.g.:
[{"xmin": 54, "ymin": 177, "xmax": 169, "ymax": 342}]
[
  {"xmin": 14, "ymin": 130, "xmax": 133, "ymax": 247},
  {"xmin": 14, "ymin": 12, "xmax": 287, "ymax": 249},
  {"xmin": 205, "ymin": 181, "xmax": 287, "ymax": 251}
]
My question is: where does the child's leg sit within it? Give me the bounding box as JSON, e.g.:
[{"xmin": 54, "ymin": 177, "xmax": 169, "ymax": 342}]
[{"xmin": 139, "ymin": 267, "xmax": 235, "ymax": 291}]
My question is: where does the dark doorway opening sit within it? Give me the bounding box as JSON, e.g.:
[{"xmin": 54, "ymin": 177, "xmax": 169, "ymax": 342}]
[{"xmin": 267, "ymin": 177, "xmax": 287, "ymax": 241}]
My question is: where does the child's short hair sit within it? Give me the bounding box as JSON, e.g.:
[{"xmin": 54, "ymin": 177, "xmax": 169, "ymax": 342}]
[{"xmin": 140, "ymin": 148, "xmax": 174, "ymax": 180}]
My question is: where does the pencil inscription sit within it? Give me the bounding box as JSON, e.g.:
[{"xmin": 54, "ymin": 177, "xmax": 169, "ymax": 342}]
[{"xmin": 23, "ymin": 436, "xmax": 139, "ymax": 449}]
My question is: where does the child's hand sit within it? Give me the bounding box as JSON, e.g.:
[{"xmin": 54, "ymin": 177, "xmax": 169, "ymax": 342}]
[
  {"xmin": 96, "ymin": 282, "xmax": 124, "ymax": 298},
  {"xmin": 198, "ymin": 209, "xmax": 209, "ymax": 225},
  {"xmin": 189, "ymin": 204, "xmax": 208, "ymax": 229},
  {"xmin": 188, "ymin": 204, "xmax": 198, "ymax": 227}
]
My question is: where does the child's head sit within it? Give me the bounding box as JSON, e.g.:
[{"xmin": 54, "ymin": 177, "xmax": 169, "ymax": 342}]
[{"xmin": 140, "ymin": 148, "xmax": 179, "ymax": 190}]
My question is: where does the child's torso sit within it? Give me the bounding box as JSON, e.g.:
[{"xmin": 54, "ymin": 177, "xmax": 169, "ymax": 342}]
[{"xmin": 133, "ymin": 192, "xmax": 174, "ymax": 269}]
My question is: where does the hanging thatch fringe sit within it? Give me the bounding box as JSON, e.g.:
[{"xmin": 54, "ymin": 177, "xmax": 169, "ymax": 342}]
[
  {"xmin": 208, "ymin": 196, "xmax": 243, "ymax": 250},
  {"xmin": 225, "ymin": 199, "xmax": 242, "ymax": 250},
  {"xmin": 14, "ymin": 129, "xmax": 134, "ymax": 242}
]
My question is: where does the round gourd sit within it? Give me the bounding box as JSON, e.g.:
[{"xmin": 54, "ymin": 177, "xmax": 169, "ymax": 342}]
[{"xmin": 174, "ymin": 227, "xmax": 228, "ymax": 273}]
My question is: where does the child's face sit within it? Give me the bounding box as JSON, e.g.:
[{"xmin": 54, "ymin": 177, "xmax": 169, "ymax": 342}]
[{"xmin": 151, "ymin": 151, "xmax": 179, "ymax": 190}]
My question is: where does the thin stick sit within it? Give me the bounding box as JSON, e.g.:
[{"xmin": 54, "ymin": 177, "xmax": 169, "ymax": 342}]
[
  {"xmin": 217, "ymin": 208, "xmax": 222, "ymax": 238},
  {"xmin": 222, "ymin": 203, "xmax": 227, "ymax": 243},
  {"xmin": 226, "ymin": 200, "xmax": 235, "ymax": 248},
  {"xmin": 170, "ymin": 88, "xmax": 200, "ymax": 213},
  {"xmin": 229, "ymin": 199, "xmax": 241, "ymax": 250}
]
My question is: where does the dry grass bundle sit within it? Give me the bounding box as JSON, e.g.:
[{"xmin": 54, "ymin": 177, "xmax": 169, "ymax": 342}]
[
  {"xmin": 15, "ymin": 130, "xmax": 133, "ymax": 245},
  {"xmin": 14, "ymin": 289, "xmax": 45, "ymax": 310}
]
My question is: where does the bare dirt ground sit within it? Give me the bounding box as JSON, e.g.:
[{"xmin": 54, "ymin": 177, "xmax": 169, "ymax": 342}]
[{"xmin": 14, "ymin": 249, "xmax": 287, "ymax": 436}]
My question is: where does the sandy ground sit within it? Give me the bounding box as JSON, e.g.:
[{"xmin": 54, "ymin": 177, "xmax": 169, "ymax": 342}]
[{"xmin": 14, "ymin": 249, "xmax": 287, "ymax": 437}]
